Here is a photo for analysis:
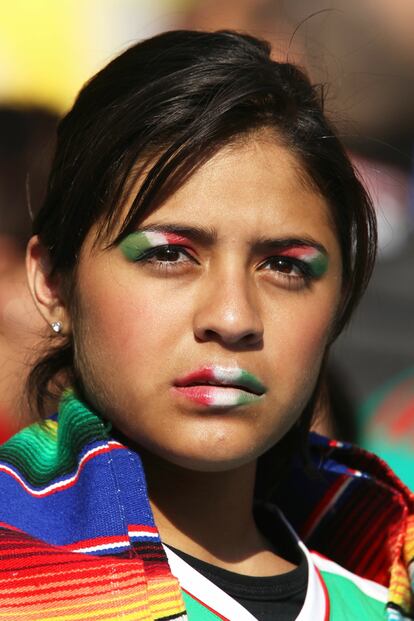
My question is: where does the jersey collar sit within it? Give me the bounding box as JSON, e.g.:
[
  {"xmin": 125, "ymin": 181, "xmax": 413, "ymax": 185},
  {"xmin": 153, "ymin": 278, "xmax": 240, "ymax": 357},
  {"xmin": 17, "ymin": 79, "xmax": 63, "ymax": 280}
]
[{"xmin": 163, "ymin": 510, "xmax": 329, "ymax": 621}]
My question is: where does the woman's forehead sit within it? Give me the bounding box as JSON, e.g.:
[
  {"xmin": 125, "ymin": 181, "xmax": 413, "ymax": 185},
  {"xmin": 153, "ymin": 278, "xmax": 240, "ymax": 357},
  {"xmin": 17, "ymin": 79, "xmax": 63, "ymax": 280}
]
[
  {"xmin": 85, "ymin": 136, "xmax": 337, "ymax": 260},
  {"xmin": 134, "ymin": 140, "xmax": 335, "ymax": 240},
  {"xmin": 104, "ymin": 138, "xmax": 333, "ymax": 239}
]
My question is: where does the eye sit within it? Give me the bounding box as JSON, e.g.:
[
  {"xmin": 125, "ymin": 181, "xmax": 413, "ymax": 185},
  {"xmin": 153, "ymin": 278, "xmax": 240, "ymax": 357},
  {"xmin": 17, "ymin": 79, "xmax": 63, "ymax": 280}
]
[
  {"xmin": 258, "ymin": 255, "xmax": 314, "ymax": 291},
  {"xmin": 146, "ymin": 246, "xmax": 189, "ymax": 263},
  {"xmin": 137, "ymin": 244, "xmax": 199, "ymax": 274},
  {"xmin": 261, "ymin": 256, "xmax": 307, "ymax": 278}
]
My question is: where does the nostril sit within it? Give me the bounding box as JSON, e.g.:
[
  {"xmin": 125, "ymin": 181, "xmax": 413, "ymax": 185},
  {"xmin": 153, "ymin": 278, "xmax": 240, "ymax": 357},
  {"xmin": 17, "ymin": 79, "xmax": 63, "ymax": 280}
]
[
  {"xmin": 203, "ymin": 329, "xmax": 218, "ymax": 341},
  {"xmin": 241, "ymin": 331, "xmax": 263, "ymax": 347}
]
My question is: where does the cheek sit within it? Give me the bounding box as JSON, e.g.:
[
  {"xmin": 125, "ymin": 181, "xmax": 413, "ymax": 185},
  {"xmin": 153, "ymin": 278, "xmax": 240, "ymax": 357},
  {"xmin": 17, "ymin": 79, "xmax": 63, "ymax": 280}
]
[
  {"xmin": 267, "ymin": 296, "xmax": 335, "ymax": 383},
  {"xmin": 294, "ymin": 305, "xmax": 332, "ymax": 357},
  {"xmin": 74, "ymin": 272, "xmax": 185, "ymax": 372}
]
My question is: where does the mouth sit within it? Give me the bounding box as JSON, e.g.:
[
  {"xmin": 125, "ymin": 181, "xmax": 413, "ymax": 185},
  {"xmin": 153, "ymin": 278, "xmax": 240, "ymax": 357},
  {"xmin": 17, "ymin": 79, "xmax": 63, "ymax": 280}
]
[{"xmin": 172, "ymin": 366, "xmax": 267, "ymax": 408}]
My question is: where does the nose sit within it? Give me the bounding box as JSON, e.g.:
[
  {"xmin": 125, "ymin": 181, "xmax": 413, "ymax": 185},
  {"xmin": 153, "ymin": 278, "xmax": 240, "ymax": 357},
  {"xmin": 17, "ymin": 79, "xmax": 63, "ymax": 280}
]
[{"xmin": 193, "ymin": 268, "xmax": 264, "ymax": 348}]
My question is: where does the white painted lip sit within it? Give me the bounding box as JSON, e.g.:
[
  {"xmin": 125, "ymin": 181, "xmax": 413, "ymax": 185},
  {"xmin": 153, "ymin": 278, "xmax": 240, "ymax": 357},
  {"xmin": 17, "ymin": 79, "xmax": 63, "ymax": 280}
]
[
  {"xmin": 174, "ymin": 365, "xmax": 266, "ymax": 396},
  {"xmin": 172, "ymin": 385, "xmax": 263, "ymax": 408}
]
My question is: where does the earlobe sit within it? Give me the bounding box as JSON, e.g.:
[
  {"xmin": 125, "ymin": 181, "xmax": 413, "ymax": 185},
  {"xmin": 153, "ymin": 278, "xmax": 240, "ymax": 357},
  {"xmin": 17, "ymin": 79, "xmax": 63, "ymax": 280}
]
[{"xmin": 26, "ymin": 236, "xmax": 70, "ymax": 335}]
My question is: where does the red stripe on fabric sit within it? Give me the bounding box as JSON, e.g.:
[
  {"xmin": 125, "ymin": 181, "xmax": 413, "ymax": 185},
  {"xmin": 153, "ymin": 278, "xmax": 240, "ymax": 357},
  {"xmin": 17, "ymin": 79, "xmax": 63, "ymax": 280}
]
[
  {"xmin": 181, "ymin": 587, "xmax": 229, "ymax": 620},
  {"xmin": 348, "ymin": 492, "xmax": 394, "ymax": 567},
  {"xmin": 347, "ymin": 500, "xmax": 398, "ymax": 583},
  {"xmin": 0, "ymin": 522, "xmax": 24, "ymax": 533},
  {"xmin": 330, "ymin": 487, "xmax": 378, "ymax": 559},
  {"xmin": 301, "ymin": 475, "xmax": 348, "ymax": 539},
  {"xmin": 315, "ymin": 565, "xmax": 330, "ymax": 621},
  {"xmin": 128, "ymin": 524, "xmax": 158, "ymax": 533},
  {"xmin": 63, "ymin": 535, "xmax": 130, "ymax": 551},
  {"xmin": 0, "ymin": 547, "xmax": 146, "ymax": 573},
  {"xmin": 0, "ymin": 561, "xmax": 145, "ymax": 585}
]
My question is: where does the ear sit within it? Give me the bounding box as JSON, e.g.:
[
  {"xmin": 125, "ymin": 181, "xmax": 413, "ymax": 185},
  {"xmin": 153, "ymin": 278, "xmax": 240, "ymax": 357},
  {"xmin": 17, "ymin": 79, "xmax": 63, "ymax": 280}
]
[{"xmin": 26, "ymin": 236, "xmax": 71, "ymax": 335}]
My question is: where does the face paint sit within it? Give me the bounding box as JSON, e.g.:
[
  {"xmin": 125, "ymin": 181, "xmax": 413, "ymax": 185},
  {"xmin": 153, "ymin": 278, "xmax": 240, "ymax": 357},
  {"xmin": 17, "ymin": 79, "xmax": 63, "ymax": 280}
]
[
  {"xmin": 278, "ymin": 246, "xmax": 329, "ymax": 278},
  {"xmin": 173, "ymin": 385, "xmax": 263, "ymax": 407},
  {"xmin": 119, "ymin": 230, "xmax": 190, "ymax": 261},
  {"xmin": 172, "ymin": 365, "xmax": 267, "ymax": 408}
]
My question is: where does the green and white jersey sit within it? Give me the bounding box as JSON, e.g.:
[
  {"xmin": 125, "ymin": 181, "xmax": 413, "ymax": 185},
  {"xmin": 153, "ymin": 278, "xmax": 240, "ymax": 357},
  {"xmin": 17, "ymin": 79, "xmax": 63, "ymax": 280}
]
[{"xmin": 164, "ymin": 524, "xmax": 388, "ymax": 620}]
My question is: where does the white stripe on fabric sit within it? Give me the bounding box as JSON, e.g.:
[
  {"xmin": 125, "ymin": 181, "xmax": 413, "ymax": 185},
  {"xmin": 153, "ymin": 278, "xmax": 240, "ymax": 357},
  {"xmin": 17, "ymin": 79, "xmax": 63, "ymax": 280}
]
[
  {"xmin": 304, "ymin": 478, "xmax": 353, "ymax": 539},
  {"xmin": 276, "ymin": 509, "xmax": 328, "ymax": 621},
  {"xmin": 312, "ymin": 553, "xmax": 388, "ymax": 602},
  {"xmin": 129, "ymin": 530, "xmax": 159, "ymax": 538},
  {"xmin": 163, "ymin": 545, "xmax": 258, "ymax": 621},
  {"xmin": 295, "ymin": 541, "xmax": 329, "ymax": 621},
  {"xmin": 0, "ymin": 440, "xmax": 122, "ymax": 497},
  {"xmin": 71, "ymin": 540, "xmax": 131, "ymax": 553}
]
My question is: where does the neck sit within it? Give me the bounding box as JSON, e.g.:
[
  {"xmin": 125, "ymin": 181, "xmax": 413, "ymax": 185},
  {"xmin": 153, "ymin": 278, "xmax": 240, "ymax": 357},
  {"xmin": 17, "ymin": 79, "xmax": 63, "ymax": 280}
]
[
  {"xmin": 142, "ymin": 453, "xmax": 296, "ymax": 575},
  {"xmin": 144, "ymin": 454, "xmax": 260, "ymax": 561}
]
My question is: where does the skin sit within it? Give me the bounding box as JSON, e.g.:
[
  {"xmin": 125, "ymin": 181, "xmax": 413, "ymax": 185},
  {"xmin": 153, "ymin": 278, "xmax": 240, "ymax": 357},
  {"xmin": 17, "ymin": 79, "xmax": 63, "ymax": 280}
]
[
  {"xmin": 27, "ymin": 137, "xmax": 342, "ymax": 576},
  {"xmin": 0, "ymin": 240, "xmax": 47, "ymax": 432}
]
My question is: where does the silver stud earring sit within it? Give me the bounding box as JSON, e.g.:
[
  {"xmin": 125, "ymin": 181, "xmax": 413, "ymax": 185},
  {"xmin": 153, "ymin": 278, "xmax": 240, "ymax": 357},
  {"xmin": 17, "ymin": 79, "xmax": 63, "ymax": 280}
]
[{"xmin": 51, "ymin": 321, "xmax": 62, "ymax": 334}]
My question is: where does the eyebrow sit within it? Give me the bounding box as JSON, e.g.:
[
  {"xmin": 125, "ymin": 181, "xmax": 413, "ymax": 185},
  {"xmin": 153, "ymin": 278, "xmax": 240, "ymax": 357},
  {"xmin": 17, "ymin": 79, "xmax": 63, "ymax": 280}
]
[{"xmin": 136, "ymin": 223, "xmax": 327, "ymax": 255}]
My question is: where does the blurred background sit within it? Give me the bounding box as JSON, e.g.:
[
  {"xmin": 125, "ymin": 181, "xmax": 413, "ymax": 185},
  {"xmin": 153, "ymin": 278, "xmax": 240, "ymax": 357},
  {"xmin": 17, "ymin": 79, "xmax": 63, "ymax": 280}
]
[{"xmin": 0, "ymin": 0, "xmax": 413, "ymax": 485}]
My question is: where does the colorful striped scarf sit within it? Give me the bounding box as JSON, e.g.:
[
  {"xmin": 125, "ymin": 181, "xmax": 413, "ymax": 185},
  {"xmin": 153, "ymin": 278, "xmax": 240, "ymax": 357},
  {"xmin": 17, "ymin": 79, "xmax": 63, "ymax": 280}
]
[
  {"xmin": 0, "ymin": 390, "xmax": 413, "ymax": 619},
  {"xmin": 275, "ymin": 435, "xmax": 414, "ymax": 619},
  {"xmin": 0, "ymin": 391, "xmax": 186, "ymax": 620}
]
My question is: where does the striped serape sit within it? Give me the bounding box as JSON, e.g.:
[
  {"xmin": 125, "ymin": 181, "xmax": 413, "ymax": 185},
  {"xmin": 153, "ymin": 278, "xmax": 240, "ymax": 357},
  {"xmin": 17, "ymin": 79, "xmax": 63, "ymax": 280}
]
[
  {"xmin": 0, "ymin": 390, "xmax": 186, "ymax": 620},
  {"xmin": 275, "ymin": 433, "xmax": 414, "ymax": 620}
]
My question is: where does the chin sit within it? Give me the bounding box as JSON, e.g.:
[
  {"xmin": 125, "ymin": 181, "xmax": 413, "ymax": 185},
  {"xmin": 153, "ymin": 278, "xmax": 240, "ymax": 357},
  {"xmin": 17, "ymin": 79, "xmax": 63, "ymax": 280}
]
[{"xmin": 153, "ymin": 441, "xmax": 265, "ymax": 473}]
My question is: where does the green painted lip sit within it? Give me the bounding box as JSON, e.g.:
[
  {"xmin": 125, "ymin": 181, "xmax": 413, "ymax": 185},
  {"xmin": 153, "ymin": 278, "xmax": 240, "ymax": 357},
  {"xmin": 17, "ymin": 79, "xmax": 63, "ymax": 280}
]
[
  {"xmin": 236, "ymin": 391, "xmax": 264, "ymax": 405},
  {"xmin": 239, "ymin": 369, "xmax": 267, "ymax": 395}
]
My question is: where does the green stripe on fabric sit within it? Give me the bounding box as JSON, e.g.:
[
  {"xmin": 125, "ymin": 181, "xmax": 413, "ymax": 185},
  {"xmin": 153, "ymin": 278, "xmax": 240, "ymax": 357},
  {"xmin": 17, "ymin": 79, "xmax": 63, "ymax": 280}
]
[
  {"xmin": 320, "ymin": 570, "xmax": 386, "ymax": 620},
  {"xmin": 0, "ymin": 391, "xmax": 111, "ymax": 486},
  {"xmin": 182, "ymin": 591, "xmax": 222, "ymax": 620}
]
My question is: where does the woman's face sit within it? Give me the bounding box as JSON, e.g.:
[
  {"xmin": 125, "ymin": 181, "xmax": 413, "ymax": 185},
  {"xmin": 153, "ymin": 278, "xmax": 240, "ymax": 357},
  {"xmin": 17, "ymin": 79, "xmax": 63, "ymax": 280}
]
[{"xmin": 71, "ymin": 138, "xmax": 342, "ymax": 471}]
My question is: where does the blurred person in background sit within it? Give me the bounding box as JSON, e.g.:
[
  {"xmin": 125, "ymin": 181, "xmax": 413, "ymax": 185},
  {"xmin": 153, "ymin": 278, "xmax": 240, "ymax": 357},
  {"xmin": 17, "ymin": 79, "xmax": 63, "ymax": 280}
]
[{"xmin": 0, "ymin": 106, "xmax": 58, "ymax": 440}]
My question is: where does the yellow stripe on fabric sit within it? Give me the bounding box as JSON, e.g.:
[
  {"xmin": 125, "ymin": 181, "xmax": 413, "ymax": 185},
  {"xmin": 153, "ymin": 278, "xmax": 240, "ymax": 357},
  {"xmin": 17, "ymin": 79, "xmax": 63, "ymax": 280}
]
[
  {"xmin": 403, "ymin": 514, "xmax": 414, "ymax": 564},
  {"xmin": 3, "ymin": 611, "xmax": 154, "ymax": 621},
  {"xmin": 0, "ymin": 562, "xmax": 145, "ymax": 585},
  {"xmin": 388, "ymin": 559, "xmax": 411, "ymax": 612},
  {"xmin": 147, "ymin": 576, "xmax": 186, "ymax": 617},
  {"xmin": 0, "ymin": 575, "xmax": 147, "ymax": 602},
  {"xmin": 0, "ymin": 605, "xmax": 153, "ymax": 621},
  {"xmin": 0, "ymin": 581, "xmax": 186, "ymax": 620}
]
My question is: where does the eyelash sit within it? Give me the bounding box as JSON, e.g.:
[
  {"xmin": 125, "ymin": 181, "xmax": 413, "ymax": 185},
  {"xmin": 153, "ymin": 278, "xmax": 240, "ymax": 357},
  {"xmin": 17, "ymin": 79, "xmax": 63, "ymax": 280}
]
[
  {"xmin": 259, "ymin": 256, "xmax": 314, "ymax": 286},
  {"xmin": 136, "ymin": 244, "xmax": 314, "ymax": 286},
  {"xmin": 135, "ymin": 245, "xmax": 197, "ymax": 271}
]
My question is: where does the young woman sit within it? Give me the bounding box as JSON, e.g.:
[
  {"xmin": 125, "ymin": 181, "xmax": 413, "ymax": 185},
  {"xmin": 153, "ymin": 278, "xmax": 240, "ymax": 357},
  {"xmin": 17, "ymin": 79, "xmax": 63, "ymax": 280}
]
[{"xmin": 0, "ymin": 30, "xmax": 412, "ymax": 621}]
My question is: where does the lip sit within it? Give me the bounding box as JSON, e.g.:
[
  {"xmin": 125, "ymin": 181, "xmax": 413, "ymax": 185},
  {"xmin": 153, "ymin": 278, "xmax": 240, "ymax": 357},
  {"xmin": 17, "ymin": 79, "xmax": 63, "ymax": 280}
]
[
  {"xmin": 174, "ymin": 365, "xmax": 267, "ymax": 397},
  {"xmin": 172, "ymin": 385, "xmax": 263, "ymax": 408}
]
